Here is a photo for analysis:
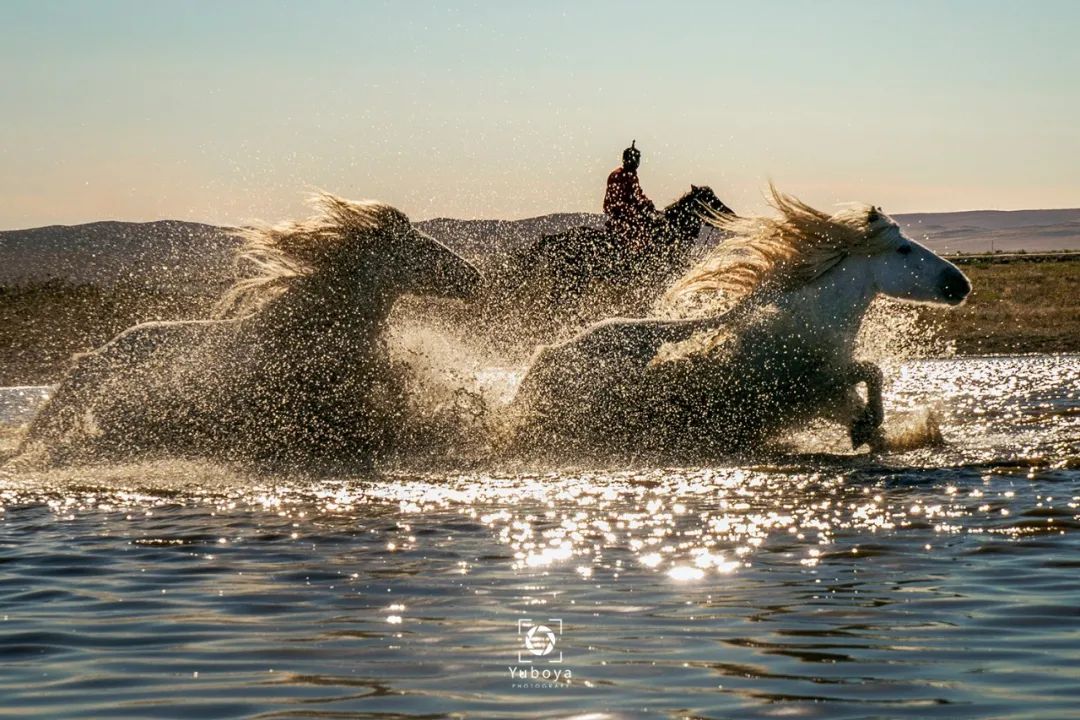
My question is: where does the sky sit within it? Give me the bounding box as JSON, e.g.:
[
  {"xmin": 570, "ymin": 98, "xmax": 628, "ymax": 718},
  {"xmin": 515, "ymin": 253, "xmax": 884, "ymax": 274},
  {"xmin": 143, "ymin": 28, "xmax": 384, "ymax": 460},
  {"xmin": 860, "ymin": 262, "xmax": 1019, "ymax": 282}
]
[{"xmin": 1, "ymin": 0, "xmax": 1078, "ymax": 228}]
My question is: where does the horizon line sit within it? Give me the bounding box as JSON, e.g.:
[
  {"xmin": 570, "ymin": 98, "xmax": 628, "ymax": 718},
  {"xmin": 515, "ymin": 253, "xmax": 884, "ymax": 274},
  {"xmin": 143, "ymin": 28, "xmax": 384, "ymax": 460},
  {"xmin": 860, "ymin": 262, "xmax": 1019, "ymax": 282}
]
[{"xmin": 4, "ymin": 204, "xmax": 1080, "ymax": 233}]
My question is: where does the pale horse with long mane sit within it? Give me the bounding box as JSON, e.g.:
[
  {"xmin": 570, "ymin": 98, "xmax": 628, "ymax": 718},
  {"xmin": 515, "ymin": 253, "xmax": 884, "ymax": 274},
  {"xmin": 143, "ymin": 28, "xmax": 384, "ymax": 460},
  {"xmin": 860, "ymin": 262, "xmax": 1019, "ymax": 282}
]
[
  {"xmin": 509, "ymin": 186, "xmax": 972, "ymax": 459},
  {"xmin": 15, "ymin": 193, "xmax": 482, "ymax": 469}
]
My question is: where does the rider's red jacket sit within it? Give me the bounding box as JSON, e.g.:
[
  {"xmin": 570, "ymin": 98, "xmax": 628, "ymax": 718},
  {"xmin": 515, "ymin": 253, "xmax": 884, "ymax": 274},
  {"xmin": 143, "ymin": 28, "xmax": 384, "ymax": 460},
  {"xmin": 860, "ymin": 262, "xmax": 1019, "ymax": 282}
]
[{"xmin": 604, "ymin": 167, "xmax": 655, "ymax": 233}]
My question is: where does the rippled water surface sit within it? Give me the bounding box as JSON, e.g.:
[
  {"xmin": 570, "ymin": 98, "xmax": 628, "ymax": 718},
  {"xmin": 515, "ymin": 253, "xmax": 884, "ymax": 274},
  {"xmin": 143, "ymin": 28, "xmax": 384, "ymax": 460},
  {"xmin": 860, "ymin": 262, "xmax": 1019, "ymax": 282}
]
[{"xmin": 2, "ymin": 355, "xmax": 1078, "ymax": 719}]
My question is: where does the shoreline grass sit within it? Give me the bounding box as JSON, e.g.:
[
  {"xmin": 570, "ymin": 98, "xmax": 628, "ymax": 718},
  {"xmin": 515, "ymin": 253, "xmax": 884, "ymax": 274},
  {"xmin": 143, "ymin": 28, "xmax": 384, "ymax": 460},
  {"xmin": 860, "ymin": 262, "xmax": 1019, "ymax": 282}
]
[{"xmin": 929, "ymin": 255, "xmax": 1080, "ymax": 355}]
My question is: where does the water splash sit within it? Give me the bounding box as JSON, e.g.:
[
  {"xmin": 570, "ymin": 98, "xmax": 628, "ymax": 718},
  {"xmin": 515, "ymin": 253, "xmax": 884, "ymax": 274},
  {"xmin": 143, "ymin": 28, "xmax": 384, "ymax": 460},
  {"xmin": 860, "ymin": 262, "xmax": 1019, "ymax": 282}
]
[
  {"xmin": 856, "ymin": 297, "xmax": 954, "ymax": 364},
  {"xmin": 385, "ymin": 303, "xmax": 525, "ymax": 466}
]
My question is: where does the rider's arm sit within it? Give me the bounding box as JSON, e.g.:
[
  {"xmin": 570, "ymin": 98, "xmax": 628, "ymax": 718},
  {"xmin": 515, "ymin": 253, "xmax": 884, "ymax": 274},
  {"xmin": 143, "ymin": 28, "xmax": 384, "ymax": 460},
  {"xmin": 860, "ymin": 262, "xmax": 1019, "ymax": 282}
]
[
  {"xmin": 630, "ymin": 175, "xmax": 656, "ymax": 214},
  {"xmin": 603, "ymin": 170, "xmax": 623, "ymax": 217}
]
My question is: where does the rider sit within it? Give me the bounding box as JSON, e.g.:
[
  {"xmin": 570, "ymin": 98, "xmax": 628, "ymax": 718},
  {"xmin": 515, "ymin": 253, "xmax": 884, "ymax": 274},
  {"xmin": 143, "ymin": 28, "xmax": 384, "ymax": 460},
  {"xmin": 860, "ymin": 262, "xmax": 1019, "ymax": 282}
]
[{"xmin": 604, "ymin": 140, "xmax": 657, "ymax": 250}]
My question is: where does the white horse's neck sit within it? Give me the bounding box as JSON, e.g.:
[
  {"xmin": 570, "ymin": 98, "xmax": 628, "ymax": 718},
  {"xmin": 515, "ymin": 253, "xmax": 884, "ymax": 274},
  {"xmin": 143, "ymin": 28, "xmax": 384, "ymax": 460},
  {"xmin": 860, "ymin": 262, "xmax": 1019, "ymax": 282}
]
[
  {"xmin": 773, "ymin": 260, "xmax": 876, "ymax": 356},
  {"xmin": 259, "ymin": 264, "xmax": 397, "ymax": 340}
]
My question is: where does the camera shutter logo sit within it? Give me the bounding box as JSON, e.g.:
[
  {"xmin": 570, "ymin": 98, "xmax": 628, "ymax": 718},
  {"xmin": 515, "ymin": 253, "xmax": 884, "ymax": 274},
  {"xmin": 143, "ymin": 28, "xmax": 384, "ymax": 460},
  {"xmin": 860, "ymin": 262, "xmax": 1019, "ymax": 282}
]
[{"xmin": 517, "ymin": 618, "xmax": 563, "ymax": 663}]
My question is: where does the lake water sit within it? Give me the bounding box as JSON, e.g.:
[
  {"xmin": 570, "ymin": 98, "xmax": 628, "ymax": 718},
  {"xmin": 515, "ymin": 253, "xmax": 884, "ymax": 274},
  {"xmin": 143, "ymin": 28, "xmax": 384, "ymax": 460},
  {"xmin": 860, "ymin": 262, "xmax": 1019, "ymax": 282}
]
[{"xmin": 1, "ymin": 355, "xmax": 1077, "ymax": 719}]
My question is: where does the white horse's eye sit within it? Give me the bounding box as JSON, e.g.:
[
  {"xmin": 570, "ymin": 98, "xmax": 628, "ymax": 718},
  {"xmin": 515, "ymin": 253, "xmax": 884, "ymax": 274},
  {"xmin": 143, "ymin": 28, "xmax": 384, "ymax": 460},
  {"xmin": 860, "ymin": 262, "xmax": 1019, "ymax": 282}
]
[{"xmin": 897, "ymin": 244, "xmax": 912, "ymax": 256}]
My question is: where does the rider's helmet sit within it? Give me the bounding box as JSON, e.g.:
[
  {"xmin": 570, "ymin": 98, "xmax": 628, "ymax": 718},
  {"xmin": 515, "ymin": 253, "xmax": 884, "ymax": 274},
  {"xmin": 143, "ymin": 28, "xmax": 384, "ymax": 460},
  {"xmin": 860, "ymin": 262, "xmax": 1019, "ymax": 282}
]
[{"xmin": 622, "ymin": 140, "xmax": 641, "ymax": 170}]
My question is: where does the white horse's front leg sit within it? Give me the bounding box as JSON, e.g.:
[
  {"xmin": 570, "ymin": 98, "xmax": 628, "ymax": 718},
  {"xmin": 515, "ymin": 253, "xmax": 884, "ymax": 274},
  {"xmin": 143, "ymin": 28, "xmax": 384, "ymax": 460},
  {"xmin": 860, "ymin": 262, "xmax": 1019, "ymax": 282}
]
[{"xmin": 846, "ymin": 361, "xmax": 886, "ymax": 451}]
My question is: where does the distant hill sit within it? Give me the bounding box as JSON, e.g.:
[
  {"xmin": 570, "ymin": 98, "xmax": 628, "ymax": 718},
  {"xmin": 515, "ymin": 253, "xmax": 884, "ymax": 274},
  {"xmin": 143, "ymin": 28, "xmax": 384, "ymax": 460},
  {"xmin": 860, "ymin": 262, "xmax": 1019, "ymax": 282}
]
[
  {"xmin": 894, "ymin": 209, "xmax": 1080, "ymax": 254},
  {"xmin": 416, "ymin": 212, "xmax": 602, "ymax": 260},
  {"xmin": 0, "ymin": 214, "xmax": 604, "ymax": 288},
  {"xmin": 0, "ymin": 220, "xmax": 237, "ymax": 290},
  {"xmin": 420, "ymin": 208, "xmax": 1080, "ymax": 258},
  {"xmin": 2, "ymin": 208, "xmax": 1078, "ymax": 287}
]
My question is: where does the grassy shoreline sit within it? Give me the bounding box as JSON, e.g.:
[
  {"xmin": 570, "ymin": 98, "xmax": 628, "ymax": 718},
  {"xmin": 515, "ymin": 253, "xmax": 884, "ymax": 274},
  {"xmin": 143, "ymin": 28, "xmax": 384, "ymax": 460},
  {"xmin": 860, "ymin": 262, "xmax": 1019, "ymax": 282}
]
[
  {"xmin": 1, "ymin": 256, "xmax": 1077, "ymax": 386},
  {"xmin": 929, "ymin": 254, "xmax": 1080, "ymax": 356}
]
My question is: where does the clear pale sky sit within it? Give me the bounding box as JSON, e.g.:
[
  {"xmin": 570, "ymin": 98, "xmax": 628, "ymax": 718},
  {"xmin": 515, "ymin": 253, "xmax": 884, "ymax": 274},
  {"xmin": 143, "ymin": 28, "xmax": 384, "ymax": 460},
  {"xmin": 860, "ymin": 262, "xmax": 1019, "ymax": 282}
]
[{"xmin": 1, "ymin": 0, "xmax": 1077, "ymax": 229}]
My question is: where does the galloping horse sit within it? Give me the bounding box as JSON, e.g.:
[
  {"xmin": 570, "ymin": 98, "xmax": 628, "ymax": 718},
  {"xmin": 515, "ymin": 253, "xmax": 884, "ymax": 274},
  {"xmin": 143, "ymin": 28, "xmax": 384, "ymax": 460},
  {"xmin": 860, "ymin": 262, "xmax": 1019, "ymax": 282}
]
[
  {"xmin": 484, "ymin": 185, "xmax": 734, "ymax": 343},
  {"xmin": 509, "ymin": 186, "xmax": 971, "ymax": 461},
  {"xmin": 16, "ymin": 193, "xmax": 482, "ymax": 469}
]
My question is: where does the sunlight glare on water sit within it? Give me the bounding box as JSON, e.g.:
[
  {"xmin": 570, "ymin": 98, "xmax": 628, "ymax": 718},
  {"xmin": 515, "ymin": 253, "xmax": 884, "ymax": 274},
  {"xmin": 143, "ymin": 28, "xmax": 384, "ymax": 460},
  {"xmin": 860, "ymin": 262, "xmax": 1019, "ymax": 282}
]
[{"xmin": 0, "ymin": 355, "xmax": 1078, "ymax": 719}]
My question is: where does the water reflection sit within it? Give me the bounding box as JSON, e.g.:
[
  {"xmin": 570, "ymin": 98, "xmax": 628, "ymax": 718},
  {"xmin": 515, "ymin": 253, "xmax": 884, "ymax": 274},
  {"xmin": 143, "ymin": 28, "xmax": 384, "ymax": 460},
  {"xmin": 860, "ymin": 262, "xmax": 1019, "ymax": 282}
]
[{"xmin": 0, "ymin": 355, "xmax": 1078, "ymax": 718}]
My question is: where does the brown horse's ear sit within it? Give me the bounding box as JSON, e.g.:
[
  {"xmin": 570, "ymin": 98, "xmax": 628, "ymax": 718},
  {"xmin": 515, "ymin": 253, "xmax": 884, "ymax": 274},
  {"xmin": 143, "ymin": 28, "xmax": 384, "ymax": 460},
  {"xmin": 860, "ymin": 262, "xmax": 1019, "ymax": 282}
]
[
  {"xmin": 867, "ymin": 207, "xmax": 879, "ymax": 222},
  {"xmin": 691, "ymin": 184, "xmax": 700, "ymax": 193}
]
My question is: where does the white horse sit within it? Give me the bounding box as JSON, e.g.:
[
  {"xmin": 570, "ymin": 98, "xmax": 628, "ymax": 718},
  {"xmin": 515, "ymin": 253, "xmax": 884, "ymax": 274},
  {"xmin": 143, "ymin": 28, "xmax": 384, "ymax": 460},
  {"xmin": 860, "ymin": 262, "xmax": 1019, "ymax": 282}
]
[
  {"xmin": 16, "ymin": 193, "xmax": 482, "ymax": 469},
  {"xmin": 509, "ymin": 186, "xmax": 971, "ymax": 460}
]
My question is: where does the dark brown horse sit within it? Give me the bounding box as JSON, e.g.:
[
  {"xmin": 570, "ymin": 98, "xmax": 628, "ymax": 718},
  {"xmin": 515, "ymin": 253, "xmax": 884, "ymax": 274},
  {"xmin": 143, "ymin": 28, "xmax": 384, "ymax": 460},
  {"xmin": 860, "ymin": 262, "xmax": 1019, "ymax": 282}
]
[{"xmin": 483, "ymin": 185, "xmax": 735, "ymax": 346}]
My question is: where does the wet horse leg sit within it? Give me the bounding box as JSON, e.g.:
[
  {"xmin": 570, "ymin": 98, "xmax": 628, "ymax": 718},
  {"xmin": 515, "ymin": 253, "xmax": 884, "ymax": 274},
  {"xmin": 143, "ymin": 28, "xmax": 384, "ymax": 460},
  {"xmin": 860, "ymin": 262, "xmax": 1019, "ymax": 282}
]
[{"xmin": 847, "ymin": 360, "xmax": 886, "ymax": 451}]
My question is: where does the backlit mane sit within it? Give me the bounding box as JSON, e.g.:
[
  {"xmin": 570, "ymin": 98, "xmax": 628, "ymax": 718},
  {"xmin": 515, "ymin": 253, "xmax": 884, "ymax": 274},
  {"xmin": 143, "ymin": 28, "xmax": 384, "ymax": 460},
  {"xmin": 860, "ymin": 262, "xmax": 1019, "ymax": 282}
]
[
  {"xmin": 666, "ymin": 185, "xmax": 896, "ymax": 313},
  {"xmin": 214, "ymin": 192, "xmax": 411, "ymax": 317}
]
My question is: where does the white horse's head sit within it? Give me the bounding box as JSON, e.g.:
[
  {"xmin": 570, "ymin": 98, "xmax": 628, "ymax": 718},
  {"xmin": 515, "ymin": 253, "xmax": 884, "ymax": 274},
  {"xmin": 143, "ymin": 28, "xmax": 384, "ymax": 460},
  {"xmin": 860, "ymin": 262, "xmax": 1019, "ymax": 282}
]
[
  {"xmin": 830, "ymin": 206, "xmax": 971, "ymax": 306},
  {"xmin": 668, "ymin": 186, "xmax": 971, "ymax": 312},
  {"xmin": 379, "ymin": 225, "xmax": 483, "ymax": 301},
  {"xmin": 216, "ymin": 193, "xmax": 482, "ymax": 317}
]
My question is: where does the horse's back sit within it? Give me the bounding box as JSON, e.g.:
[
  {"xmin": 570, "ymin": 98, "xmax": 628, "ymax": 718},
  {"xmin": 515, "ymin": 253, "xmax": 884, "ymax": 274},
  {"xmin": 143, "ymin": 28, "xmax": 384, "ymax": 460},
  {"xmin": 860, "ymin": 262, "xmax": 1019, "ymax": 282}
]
[
  {"xmin": 92, "ymin": 319, "xmax": 225, "ymax": 364},
  {"xmin": 17, "ymin": 319, "xmax": 235, "ymax": 465}
]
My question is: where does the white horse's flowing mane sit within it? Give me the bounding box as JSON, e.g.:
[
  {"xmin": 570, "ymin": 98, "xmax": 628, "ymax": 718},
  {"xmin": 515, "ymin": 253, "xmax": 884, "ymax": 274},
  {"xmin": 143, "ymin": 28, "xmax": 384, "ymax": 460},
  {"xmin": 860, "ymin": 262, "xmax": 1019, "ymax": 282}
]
[
  {"xmin": 215, "ymin": 192, "xmax": 412, "ymax": 317},
  {"xmin": 666, "ymin": 185, "xmax": 897, "ymax": 312}
]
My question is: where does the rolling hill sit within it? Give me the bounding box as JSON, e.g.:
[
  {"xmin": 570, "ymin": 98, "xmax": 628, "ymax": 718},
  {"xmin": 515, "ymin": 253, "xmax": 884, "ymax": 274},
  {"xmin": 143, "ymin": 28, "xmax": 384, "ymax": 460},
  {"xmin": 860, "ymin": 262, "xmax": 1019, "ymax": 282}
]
[{"xmin": 2, "ymin": 208, "xmax": 1078, "ymax": 288}]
